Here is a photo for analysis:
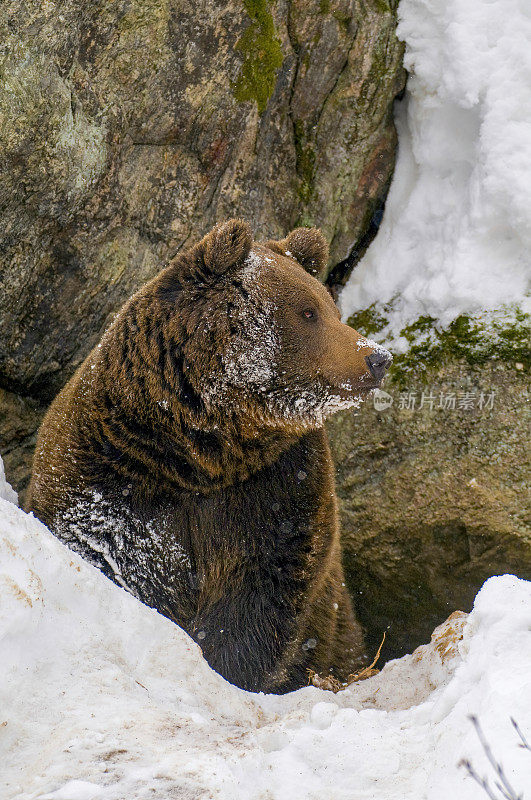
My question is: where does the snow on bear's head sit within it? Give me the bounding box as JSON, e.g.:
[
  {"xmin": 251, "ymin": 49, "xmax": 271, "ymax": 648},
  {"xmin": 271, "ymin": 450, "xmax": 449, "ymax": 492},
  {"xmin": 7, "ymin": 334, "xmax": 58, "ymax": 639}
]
[{"xmin": 147, "ymin": 219, "xmax": 391, "ymax": 428}]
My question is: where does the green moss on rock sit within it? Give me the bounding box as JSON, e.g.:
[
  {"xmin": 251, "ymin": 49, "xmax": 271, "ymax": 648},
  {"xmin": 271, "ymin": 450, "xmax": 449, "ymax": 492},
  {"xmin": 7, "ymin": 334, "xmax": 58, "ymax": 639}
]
[
  {"xmin": 347, "ymin": 305, "xmax": 389, "ymax": 337},
  {"xmin": 348, "ymin": 305, "xmax": 530, "ymax": 387},
  {"xmin": 396, "ymin": 310, "xmax": 530, "ymax": 384},
  {"xmin": 293, "ymin": 119, "xmax": 316, "ymax": 205},
  {"xmin": 232, "ymin": 0, "xmax": 284, "ymax": 113},
  {"xmin": 374, "ymin": 0, "xmax": 399, "ymax": 12}
]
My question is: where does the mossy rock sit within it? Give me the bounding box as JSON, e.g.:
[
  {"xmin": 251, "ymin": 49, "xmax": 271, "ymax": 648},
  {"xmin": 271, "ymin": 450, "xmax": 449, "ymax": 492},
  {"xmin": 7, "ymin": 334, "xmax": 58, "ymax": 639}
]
[
  {"xmin": 348, "ymin": 305, "xmax": 530, "ymax": 388},
  {"xmin": 232, "ymin": 0, "xmax": 284, "ymax": 113},
  {"xmin": 327, "ymin": 315, "xmax": 530, "ymax": 661}
]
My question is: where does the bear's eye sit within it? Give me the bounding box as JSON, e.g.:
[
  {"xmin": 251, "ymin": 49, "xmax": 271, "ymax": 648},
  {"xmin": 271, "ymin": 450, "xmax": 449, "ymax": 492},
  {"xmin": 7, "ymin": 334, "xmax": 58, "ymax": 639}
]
[{"xmin": 302, "ymin": 309, "xmax": 316, "ymax": 319}]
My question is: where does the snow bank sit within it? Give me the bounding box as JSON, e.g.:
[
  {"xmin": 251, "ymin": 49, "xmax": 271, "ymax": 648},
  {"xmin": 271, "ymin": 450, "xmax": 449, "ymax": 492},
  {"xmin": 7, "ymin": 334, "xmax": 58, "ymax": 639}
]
[
  {"xmin": 341, "ymin": 0, "xmax": 531, "ymax": 342},
  {"xmin": 0, "ymin": 458, "xmax": 17, "ymax": 505},
  {"xmin": 1, "ymin": 481, "xmax": 530, "ymax": 799}
]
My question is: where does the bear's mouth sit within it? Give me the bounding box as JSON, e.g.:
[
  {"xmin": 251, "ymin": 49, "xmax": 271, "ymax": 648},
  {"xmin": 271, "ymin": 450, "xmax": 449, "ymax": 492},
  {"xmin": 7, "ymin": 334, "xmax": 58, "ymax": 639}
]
[
  {"xmin": 304, "ymin": 375, "xmax": 383, "ymax": 418},
  {"xmin": 333, "ymin": 374, "xmax": 384, "ymax": 397}
]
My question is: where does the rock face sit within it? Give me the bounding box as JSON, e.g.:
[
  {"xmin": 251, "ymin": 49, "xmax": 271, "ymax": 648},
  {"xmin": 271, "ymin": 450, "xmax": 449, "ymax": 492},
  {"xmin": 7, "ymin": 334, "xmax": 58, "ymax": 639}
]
[
  {"xmin": 327, "ymin": 357, "xmax": 530, "ymax": 662},
  {"xmin": 0, "ymin": 389, "xmax": 46, "ymax": 502},
  {"xmin": 0, "ymin": 0, "xmax": 404, "ymax": 409}
]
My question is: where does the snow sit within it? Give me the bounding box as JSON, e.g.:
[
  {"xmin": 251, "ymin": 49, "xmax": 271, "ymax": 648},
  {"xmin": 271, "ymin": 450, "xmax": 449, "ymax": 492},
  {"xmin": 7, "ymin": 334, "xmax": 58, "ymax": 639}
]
[
  {"xmin": 340, "ymin": 0, "xmax": 531, "ymax": 342},
  {"xmin": 0, "ymin": 459, "xmax": 17, "ymax": 505},
  {"xmin": 1, "ymin": 471, "xmax": 530, "ymax": 800},
  {"xmin": 223, "ymin": 251, "xmax": 279, "ymax": 389},
  {"xmin": 204, "ymin": 250, "xmax": 280, "ymax": 405}
]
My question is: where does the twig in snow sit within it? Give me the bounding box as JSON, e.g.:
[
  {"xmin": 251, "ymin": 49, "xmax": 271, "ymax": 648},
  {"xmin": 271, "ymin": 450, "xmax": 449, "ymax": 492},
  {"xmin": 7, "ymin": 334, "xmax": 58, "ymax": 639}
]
[
  {"xmin": 308, "ymin": 632, "xmax": 386, "ymax": 693},
  {"xmin": 346, "ymin": 631, "xmax": 386, "ymax": 684},
  {"xmin": 459, "ymin": 758, "xmax": 503, "ymax": 800},
  {"xmin": 511, "ymin": 718, "xmax": 531, "ymax": 752},
  {"xmin": 458, "ymin": 715, "xmax": 523, "ymax": 800}
]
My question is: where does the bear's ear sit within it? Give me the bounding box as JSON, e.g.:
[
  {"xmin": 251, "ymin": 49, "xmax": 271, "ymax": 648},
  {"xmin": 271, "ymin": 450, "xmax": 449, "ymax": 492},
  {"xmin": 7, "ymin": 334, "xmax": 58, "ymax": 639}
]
[
  {"xmin": 160, "ymin": 219, "xmax": 253, "ymax": 291},
  {"xmin": 199, "ymin": 219, "xmax": 253, "ymax": 278},
  {"xmin": 281, "ymin": 227, "xmax": 329, "ymax": 277}
]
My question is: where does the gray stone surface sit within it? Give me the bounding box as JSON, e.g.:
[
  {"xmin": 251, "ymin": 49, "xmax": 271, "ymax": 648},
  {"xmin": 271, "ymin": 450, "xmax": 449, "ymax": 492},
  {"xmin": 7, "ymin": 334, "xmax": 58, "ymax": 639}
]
[
  {"xmin": 0, "ymin": 0, "xmax": 404, "ymax": 404},
  {"xmin": 327, "ymin": 358, "xmax": 530, "ymax": 661}
]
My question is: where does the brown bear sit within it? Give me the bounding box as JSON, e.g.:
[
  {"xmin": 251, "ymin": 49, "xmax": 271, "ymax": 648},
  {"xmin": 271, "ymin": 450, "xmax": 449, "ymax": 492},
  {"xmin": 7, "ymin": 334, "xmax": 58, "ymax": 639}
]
[{"xmin": 27, "ymin": 220, "xmax": 391, "ymax": 693}]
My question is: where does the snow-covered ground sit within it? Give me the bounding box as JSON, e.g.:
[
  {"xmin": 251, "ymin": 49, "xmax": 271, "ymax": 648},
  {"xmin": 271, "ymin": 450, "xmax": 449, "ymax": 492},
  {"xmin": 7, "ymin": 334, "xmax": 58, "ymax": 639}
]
[
  {"xmin": 1, "ymin": 462, "xmax": 530, "ymax": 800},
  {"xmin": 341, "ymin": 0, "xmax": 531, "ymax": 344}
]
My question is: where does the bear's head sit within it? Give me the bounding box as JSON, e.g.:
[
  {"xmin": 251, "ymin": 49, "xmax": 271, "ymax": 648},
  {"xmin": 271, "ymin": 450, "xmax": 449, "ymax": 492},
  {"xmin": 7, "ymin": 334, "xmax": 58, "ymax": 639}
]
[{"xmin": 150, "ymin": 219, "xmax": 391, "ymax": 429}]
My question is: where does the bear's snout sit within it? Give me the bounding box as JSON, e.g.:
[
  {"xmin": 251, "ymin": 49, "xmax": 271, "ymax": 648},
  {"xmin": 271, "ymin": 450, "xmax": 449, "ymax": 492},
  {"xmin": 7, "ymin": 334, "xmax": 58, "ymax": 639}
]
[{"xmin": 365, "ymin": 350, "xmax": 392, "ymax": 382}]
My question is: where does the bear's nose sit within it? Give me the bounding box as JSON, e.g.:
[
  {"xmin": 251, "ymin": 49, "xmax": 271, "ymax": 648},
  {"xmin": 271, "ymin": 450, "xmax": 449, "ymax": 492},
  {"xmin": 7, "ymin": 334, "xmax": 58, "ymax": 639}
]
[{"xmin": 365, "ymin": 350, "xmax": 392, "ymax": 382}]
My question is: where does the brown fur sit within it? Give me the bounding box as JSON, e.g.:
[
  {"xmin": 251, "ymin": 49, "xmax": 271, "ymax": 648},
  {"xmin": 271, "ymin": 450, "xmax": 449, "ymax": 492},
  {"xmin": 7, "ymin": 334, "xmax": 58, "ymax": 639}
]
[{"xmin": 27, "ymin": 220, "xmax": 390, "ymax": 693}]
